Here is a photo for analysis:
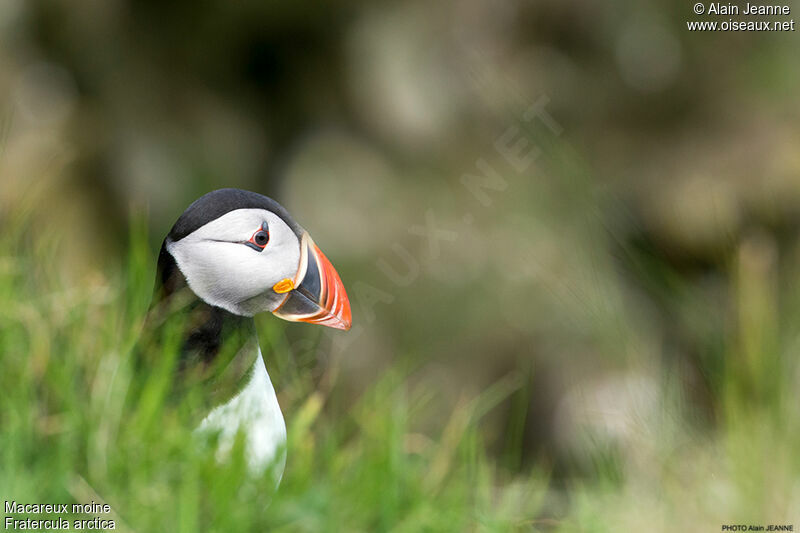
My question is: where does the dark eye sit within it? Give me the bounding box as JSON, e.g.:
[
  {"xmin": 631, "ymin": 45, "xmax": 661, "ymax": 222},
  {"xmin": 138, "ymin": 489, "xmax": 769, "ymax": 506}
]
[{"xmin": 245, "ymin": 222, "xmax": 270, "ymax": 252}]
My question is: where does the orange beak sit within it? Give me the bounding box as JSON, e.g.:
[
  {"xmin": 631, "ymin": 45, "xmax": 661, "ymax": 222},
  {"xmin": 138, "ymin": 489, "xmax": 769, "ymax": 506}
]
[{"xmin": 271, "ymin": 233, "xmax": 352, "ymax": 330}]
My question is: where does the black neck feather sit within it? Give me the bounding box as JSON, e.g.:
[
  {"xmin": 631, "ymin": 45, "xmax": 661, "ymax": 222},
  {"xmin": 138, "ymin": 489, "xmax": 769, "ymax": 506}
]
[{"xmin": 135, "ymin": 242, "xmax": 260, "ymax": 410}]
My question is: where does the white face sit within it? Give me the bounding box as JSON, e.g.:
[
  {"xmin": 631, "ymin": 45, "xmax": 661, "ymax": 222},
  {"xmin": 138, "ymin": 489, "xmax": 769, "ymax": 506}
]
[{"xmin": 167, "ymin": 208, "xmax": 301, "ymax": 316}]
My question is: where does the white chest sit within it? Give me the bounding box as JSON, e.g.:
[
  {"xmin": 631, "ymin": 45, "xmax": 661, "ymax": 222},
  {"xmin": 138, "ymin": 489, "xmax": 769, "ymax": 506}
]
[{"xmin": 195, "ymin": 349, "xmax": 287, "ymax": 479}]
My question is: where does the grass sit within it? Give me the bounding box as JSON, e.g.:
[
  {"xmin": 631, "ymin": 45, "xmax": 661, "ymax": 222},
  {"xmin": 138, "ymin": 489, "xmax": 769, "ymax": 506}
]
[
  {"xmin": 0, "ymin": 213, "xmax": 549, "ymax": 532},
  {"xmin": 1, "ymin": 208, "xmax": 799, "ymax": 532}
]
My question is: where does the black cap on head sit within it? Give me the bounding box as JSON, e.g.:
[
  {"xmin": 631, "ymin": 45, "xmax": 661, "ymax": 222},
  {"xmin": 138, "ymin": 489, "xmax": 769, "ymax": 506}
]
[{"xmin": 168, "ymin": 188, "xmax": 303, "ymax": 242}]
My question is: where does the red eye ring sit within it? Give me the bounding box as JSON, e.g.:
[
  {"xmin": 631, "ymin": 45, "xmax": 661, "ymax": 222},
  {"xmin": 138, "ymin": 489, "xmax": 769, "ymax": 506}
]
[{"xmin": 245, "ymin": 222, "xmax": 270, "ymax": 251}]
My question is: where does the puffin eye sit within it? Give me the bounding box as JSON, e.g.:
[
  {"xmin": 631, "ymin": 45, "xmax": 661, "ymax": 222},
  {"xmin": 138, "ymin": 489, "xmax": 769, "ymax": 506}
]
[{"xmin": 245, "ymin": 222, "xmax": 270, "ymax": 252}]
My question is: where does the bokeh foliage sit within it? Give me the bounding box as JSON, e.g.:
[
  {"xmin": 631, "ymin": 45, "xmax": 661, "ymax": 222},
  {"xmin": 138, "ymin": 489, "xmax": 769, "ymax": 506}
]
[{"xmin": 2, "ymin": 0, "xmax": 800, "ymax": 530}]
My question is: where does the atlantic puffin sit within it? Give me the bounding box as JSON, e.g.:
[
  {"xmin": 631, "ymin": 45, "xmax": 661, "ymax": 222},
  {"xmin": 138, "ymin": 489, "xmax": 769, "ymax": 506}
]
[{"xmin": 136, "ymin": 188, "xmax": 351, "ymax": 481}]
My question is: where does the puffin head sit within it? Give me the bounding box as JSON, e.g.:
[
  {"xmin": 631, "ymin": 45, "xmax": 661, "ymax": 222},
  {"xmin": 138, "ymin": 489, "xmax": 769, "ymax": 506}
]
[{"xmin": 162, "ymin": 188, "xmax": 351, "ymax": 330}]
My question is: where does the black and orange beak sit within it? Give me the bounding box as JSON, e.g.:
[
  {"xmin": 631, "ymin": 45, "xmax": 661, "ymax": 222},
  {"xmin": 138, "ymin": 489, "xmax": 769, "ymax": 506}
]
[{"xmin": 271, "ymin": 233, "xmax": 352, "ymax": 330}]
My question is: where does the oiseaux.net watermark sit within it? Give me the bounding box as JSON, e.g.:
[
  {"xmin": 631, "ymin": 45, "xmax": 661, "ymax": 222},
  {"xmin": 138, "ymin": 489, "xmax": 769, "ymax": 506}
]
[
  {"xmin": 296, "ymin": 94, "xmax": 564, "ymax": 364},
  {"xmin": 687, "ymin": 3, "xmax": 796, "ymax": 31}
]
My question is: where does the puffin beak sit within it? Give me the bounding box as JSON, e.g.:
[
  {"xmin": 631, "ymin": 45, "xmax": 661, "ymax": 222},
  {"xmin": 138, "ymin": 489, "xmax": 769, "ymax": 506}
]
[{"xmin": 271, "ymin": 233, "xmax": 352, "ymax": 330}]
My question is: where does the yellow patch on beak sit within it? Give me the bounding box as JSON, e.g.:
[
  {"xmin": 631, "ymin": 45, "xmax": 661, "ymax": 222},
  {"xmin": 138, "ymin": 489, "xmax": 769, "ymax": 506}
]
[{"xmin": 272, "ymin": 278, "xmax": 295, "ymax": 294}]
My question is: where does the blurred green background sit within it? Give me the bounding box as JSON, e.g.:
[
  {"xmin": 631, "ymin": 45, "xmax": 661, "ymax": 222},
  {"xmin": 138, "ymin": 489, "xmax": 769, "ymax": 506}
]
[{"xmin": 1, "ymin": 0, "xmax": 799, "ymax": 531}]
